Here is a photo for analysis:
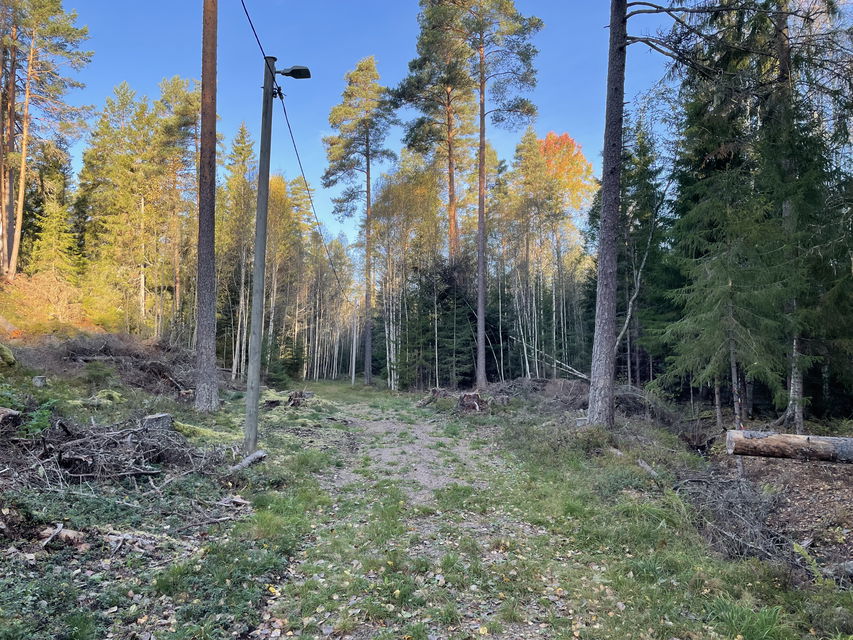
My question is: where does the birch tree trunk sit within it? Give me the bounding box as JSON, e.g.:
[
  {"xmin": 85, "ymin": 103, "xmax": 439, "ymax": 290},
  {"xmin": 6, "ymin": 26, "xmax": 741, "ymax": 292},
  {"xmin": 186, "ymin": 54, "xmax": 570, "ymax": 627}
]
[{"xmin": 364, "ymin": 135, "xmax": 373, "ymax": 385}]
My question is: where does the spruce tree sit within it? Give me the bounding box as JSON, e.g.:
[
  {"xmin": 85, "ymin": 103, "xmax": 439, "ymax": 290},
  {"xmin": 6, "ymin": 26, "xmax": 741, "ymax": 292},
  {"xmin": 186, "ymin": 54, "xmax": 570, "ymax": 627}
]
[{"xmin": 29, "ymin": 188, "xmax": 76, "ymax": 279}]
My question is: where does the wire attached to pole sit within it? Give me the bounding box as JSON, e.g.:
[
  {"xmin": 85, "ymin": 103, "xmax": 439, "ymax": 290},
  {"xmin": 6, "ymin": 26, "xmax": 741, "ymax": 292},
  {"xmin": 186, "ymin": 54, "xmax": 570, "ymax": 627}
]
[{"xmin": 238, "ymin": 0, "xmax": 348, "ymax": 299}]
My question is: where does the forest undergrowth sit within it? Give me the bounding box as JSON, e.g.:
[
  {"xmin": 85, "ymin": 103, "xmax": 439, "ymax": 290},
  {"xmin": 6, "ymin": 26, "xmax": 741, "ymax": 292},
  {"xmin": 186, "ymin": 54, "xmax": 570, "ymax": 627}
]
[{"xmin": 0, "ymin": 353, "xmax": 851, "ymax": 640}]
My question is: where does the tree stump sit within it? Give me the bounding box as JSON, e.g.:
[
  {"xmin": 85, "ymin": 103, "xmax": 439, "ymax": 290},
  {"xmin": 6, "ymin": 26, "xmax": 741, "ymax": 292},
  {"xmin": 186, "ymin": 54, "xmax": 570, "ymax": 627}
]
[
  {"xmin": 142, "ymin": 413, "xmax": 174, "ymax": 430},
  {"xmin": 458, "ymin": 392, "xmax": 486, "ymax": 412}
]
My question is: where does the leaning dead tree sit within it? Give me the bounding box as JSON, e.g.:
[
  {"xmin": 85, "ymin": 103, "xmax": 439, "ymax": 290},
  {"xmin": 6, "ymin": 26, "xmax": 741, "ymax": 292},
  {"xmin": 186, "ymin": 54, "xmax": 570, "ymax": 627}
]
[{"xmin": 727, "ymin": 430, "xmax": 853, "ymax": 464}]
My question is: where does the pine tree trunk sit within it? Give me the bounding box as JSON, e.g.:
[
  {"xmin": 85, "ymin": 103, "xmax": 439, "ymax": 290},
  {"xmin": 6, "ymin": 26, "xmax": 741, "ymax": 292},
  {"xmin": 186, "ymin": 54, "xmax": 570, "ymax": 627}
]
[
  {"xmin": 1, "ymin": 22, "xmax": 18, "ymax": 275},
  {"xmin": 588, "ymin": 0, "xmax": 627, "ymax": 427},
  {"xmin": 383, "ymin": 278, "xmax": 391, "ymax": 389},
  {"xmin": 446, "ymin": 100, "xmax": 459, "ymax": 260},
  {"xmin": 232, "ymin": 261, "xmax": 246, "ymax": 381},
  {"xmin": 745, "ymin": 379, "xmax": 754, "ymax": 420},
  {"xmin": 475, "ymin": 41, "xmax": 488, "ymax": 389},
  {"xmin": 6, "ymin": 29, "xmax": 35, "ymax": 281},
  {"xmin": 0, "ymin": 22, "xmax": 7, "ymax": 277}
]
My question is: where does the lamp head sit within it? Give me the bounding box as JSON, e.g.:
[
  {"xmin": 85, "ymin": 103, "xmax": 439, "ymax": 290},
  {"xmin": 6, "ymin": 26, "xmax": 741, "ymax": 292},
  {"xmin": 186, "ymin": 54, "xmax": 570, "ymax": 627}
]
[{"xmin": 279, "ymin": 65, "xmax": 311, "ymax": 80}]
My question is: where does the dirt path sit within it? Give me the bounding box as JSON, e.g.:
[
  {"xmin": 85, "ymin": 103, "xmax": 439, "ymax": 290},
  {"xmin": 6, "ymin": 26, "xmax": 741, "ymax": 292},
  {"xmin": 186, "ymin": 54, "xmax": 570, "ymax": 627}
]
[
  {"xmin": 252, "ymin": 402, "xmax": 577, "ymax": 640},
  {"xmin": 322, "ymin": 414, "xmax": 501, "ymax": 504}
]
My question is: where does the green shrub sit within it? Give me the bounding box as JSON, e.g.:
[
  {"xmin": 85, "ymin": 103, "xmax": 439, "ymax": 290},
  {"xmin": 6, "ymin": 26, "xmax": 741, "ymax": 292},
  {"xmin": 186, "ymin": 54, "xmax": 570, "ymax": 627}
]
[
  {"xmin": 0, "ymin": 381, "xmax": 25, "ymax": 411},
  {"xmin": 21, "ymin": 401, "xmax": 54, "ymax": 435}
]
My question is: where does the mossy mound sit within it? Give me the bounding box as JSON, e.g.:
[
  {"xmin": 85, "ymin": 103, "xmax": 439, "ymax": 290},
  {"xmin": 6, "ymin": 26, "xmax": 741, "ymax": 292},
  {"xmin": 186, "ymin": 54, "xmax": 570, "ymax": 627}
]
[{"xmin": 0, "ymin": 344, "xmax": 15, "ymax": 367}]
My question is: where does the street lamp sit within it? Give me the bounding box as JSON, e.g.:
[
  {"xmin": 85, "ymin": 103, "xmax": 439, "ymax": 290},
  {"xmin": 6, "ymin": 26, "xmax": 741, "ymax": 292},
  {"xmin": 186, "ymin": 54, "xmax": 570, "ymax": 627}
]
[
  {"xmin": 243, "ymin": 56, "xmax": 311, "ymax": 455},
  {"xmin": 279, "ymin": 65, "xmax": 311, "ymax": 80}
]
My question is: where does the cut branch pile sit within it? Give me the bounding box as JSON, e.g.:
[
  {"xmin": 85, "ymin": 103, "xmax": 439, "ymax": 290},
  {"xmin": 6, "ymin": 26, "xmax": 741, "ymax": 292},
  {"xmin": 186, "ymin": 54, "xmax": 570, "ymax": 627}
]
[
  {"xmin": 614, "ymin": 384, "xmax": 681, "ymax": 426},
  {"xmin": 10, "ymin": 415, "xmax": 220, "ymax": 488},
  {"xmin": 416, "ymin": 388, "xmax": 452, "ymax": 407},
  {"xmin": 415, "ymin": 388, "xmax": 490, "ymax": 412},
  {"xmin": 458, "ymin": 392, "xmax": 487, "ymax": 412},
  {"xmin": 676, "ymin": 475, "xmax": 796, "ymax": 565},
  {"xmin": 488, "ymin": 378, "xmax": 550, "ymax": 397},
  {"xmin": 62, "ymin": 335, "xmax": 194, "ymax": 396}
]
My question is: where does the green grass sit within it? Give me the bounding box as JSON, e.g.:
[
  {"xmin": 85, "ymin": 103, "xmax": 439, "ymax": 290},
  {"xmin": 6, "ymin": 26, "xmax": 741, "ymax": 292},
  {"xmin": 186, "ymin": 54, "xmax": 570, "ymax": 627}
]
[
  {"xmin": 490, "ymin": 410, "xmax": 853, "ymax": 640},
  {"xmin": 3, "ymin": 371, "xmax": 851, "ymax": 640},
  {"xmin": 434, "ymin": 483, "xmax": 490, "ymax": 513}
]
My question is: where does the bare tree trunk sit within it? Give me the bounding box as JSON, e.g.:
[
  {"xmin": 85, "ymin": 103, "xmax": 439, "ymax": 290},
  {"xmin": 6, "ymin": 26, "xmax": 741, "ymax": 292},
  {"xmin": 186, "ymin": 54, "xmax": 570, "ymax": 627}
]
[
  {"xmin": 265, "ymin": 261, "xmax": 278, "ymax": 371},
  {"xmin": 498, "ymin": 258, "xmax": 505, "ymax": 382},
  {"xmin": 475, "ymin": 41, "xmax": 488, "ymax": 389},
  {"xmin": 1, "ymin": 23, "xmax": 18, "ymax": 276},
  {"xmin": 433, "ymin": 284, "xmax": 439, "ymax": 387},
  {"xmin": 232, "ymin": 260, "xmax": 246, "ymax": 381},
  {"xmin": 0, "ymin": 20, "xmax": 7, "ymax": 278},
  {"xmin": 513, "ymin": 273, "xmax": 530, "ymax": 379},
  {"xmin": 6, "ymin": 29, "xmax": 35, "ymax": 281},
  {"xmin": 789, "ymin": 336, "xmax": 804, "ymax": 433},
  {"xmin": 714, "ymin": 376, "xmax": 723, "ymax": 432},
  {"xmin": 138, "ymin": 197, "xmax": 147, "ymax": 323},
  {"xmin": 774, "ymin": 3, "xmax": 805, "ymax": 436},
  {"xmin": 446, "ymin": 101, "xmax": 459, "ymax": 260},
  {"xmin": 364, "ymin": 136, "xmax": 373, "ymax": 385},
  {"xmin": 588, "ymin": 0, "xmax": 627, "ymax": 427},
  {"xmin": 350, "ymin": 302, "xmax": 358, "ymax": 386},
  {"xmin": 729, "ymin": 337, "xmax": 743, "ymax": 429}
]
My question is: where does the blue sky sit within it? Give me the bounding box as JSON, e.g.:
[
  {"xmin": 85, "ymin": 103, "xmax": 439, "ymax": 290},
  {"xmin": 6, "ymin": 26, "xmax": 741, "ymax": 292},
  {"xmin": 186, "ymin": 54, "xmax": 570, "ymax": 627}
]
[{"xmin": 66, "ymin": 1, "xmax": 669, "ymax": 240}]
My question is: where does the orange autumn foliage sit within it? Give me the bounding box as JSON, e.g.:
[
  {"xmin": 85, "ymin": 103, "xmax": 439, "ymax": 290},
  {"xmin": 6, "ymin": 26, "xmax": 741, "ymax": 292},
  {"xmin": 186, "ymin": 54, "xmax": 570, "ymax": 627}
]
[{"xmin": 539, "ymin": 132, "xmax": 596, "ymax": 211}]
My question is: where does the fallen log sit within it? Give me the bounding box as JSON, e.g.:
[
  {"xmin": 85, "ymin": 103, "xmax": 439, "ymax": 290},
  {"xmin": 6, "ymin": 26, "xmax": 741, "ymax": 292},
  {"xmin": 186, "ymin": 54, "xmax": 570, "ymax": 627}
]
[
  {"xmin": 227, "ymin": 449, "xmax": 267, "ymax": 474},
  {"xmin": 726, "ymin": 430, "xmax": 853, "ymax": 464}
]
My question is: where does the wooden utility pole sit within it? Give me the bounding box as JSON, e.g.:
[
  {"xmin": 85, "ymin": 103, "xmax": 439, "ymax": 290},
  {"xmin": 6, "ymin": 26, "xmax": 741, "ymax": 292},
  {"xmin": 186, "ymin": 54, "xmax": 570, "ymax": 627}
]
[
  {"xmin": 243, "ymin": 55, "xmax": 277, "ymax": 454},
  {"xmin": 194, "ymin": 0, "xmax": 220, "ymax": 412}
]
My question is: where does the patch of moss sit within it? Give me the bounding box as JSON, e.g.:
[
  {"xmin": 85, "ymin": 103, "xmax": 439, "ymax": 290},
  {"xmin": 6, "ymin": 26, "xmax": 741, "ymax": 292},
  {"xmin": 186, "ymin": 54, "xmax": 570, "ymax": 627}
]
[{"xmin": 0, "ymin": 343, "xmax": 15, "ymax": 367}]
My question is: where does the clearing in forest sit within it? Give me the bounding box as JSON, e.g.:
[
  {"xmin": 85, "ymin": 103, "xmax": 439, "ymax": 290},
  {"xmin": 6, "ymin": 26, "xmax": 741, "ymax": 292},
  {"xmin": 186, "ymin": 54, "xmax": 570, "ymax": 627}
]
[{"xmin": 1, "ymin": 378, "xmax": 851, "ymax": 640}]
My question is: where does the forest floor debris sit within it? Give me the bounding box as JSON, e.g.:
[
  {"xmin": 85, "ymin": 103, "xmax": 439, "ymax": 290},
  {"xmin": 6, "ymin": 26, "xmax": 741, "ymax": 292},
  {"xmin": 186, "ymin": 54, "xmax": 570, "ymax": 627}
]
[
  {"xmin": 2, "ymin": 413, "xmax": 221, "ymax": 489},
  {"xmin": 11, "ymin": 333, "xmax": 195, "ymax": 397},
  {"xmin": 0, "ymin": 365, "xmax": 851, "ymax": 639}
]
